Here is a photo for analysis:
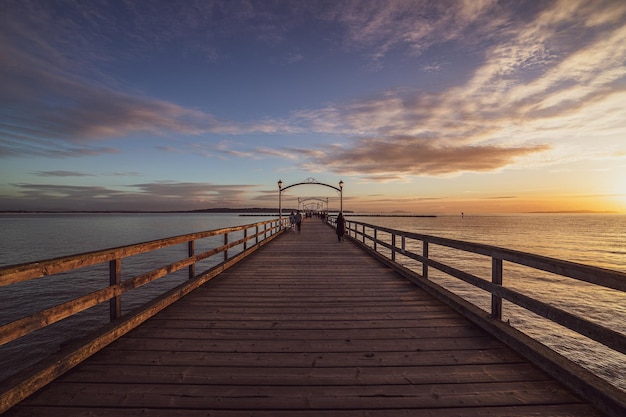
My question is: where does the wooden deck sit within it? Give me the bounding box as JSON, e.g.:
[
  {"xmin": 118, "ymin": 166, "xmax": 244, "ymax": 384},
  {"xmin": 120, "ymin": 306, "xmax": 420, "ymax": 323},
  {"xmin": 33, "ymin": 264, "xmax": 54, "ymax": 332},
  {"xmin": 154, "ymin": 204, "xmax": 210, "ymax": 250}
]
[{"xmin": 5, "ymin": 220, "xmax": 603, "ymax": 416}]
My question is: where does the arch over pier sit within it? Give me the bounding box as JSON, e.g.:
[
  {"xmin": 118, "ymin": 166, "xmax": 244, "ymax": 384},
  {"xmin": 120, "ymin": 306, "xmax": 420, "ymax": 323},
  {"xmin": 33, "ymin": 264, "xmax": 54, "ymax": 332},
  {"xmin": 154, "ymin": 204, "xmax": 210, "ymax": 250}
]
[{"xmin": 277, "ymin": 177, "xmax": 343, "ymax": 221}]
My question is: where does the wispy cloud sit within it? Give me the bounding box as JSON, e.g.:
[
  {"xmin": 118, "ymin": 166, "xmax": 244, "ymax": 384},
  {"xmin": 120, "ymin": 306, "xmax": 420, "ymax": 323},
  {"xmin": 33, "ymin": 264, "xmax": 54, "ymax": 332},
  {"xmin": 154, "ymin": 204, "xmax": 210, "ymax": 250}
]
[{"xmin": 321, "ymin": 0, "xmax": 512, "ymax": 65}]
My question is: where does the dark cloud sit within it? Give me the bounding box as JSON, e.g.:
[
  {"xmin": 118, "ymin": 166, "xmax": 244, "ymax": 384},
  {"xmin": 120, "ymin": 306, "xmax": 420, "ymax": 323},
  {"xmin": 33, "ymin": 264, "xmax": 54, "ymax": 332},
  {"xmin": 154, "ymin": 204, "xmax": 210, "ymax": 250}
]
[
  {"xmin": 0, "ymin": 181, "xmax": 265, "ymax": 212},
  {"xmin": 30, "ymin": 170, "xmax": 141, "ymax": 178},
  {"xmin": 32, "ymin": 171, "xmax": 95, "ymax": 177},
  {"xmin": 0, "ymin": 39, "xmax": 227, "ymax": 147}
]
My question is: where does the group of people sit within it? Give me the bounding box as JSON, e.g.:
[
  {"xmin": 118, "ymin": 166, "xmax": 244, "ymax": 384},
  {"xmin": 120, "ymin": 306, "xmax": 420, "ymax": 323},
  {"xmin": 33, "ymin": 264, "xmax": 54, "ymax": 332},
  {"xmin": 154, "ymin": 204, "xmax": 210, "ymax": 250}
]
[
  {"xmin": 289, "ymin": 210, "xmax": 302, "ymax": 232},
  {"xmin": 288, "ymin": 210, "xmax": 346, "ymax": 242}
]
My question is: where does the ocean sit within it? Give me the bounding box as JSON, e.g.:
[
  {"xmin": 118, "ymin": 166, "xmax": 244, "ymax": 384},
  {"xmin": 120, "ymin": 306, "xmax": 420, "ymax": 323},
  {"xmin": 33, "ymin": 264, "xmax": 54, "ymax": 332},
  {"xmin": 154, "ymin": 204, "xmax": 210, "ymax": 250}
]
[{"xmin": 1, "ymin": 212, "xmax": 625, "ymax": 391}]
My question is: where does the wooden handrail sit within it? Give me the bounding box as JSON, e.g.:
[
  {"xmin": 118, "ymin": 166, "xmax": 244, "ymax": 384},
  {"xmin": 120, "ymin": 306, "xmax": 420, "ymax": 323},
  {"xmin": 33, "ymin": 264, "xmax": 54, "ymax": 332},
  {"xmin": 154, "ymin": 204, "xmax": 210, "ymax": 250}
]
[
  {"xmin": 337, "ymin": 219, "xmax": 626, "ymax": 353},
  {"xmin": 348, "ymin": 221, "xmax": 626, "ymax": 291},
  {"xmin": 0, "ymin": 218, "xmax": 288, "ymax": 347}
]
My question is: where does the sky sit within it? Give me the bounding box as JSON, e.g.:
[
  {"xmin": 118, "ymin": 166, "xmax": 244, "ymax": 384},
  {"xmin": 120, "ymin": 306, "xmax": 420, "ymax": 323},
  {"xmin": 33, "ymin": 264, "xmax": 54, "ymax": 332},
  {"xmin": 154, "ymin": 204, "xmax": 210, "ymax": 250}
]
[{"xmin": 2, "ymin": 0, "xmax": 626, "ymax": 214}]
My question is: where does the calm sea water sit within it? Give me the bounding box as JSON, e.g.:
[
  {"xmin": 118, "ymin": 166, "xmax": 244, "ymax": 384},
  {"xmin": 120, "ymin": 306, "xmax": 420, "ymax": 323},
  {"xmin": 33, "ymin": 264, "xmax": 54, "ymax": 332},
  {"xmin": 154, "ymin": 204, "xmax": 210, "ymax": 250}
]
[{"xmin": 1, "ymin": 213, "xmax": 625, "ymax": 391}]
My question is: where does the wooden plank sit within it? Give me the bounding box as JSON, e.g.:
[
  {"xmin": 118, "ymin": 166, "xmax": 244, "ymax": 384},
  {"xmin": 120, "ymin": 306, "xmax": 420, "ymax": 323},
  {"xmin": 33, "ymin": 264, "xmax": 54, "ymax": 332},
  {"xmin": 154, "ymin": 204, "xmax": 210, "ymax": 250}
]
[
  {"xmin": 144, "ymin": 310, "xmax": 454, "ymax": 321},
  {"xmin": 84, "ymin": 348, "xmax": 527, "ymax": 368},
  {"xmin": 123, "ymin": 326, "xmax": 486, "ymax": 340},
  {"xmin": 16, "ymin": 381, "xmax": 587, "ymax": 409},
  {"xmin": 2, "ymin": 404, "xmax": 603, "ymax": 417},
  {"xmin": 138, "ymin": 317, "xmax": 468, "ymax": 329},
  {"xmin": 62, "ymin": 362, "xmax": 549, "ymax": 385},
  {"xmin": 104, "ymin": 335, "xmax": 505, "ymax": 353},
  {"xmin": 156, "ymin": 303, "xmax": 449, "ymax": 317}
]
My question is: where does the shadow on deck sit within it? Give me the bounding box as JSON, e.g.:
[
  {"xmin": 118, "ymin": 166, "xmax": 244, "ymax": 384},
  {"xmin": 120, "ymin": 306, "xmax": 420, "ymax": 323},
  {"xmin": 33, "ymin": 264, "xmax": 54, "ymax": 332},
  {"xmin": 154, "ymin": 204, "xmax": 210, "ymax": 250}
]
[{"xmin": 5, "ymin": 220, "xmax": 602, "ymax": 416}]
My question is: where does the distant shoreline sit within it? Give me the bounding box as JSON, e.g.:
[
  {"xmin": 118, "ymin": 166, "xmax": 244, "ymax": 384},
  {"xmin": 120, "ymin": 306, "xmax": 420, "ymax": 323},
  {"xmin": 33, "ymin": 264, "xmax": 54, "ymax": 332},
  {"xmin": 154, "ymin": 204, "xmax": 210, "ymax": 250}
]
[
  {"xmin": 0, "ymin": 208, "xmax": 282, "ymax": 214},
  {"xmin": 342, "ymin": 214, "xmax": 437, "ymax": 217},
  {"xmin": 0, "ymin": 209, "xmax": 443, "ymax": 218},
  {"xmin": 0, "ymin": 209, "xmax": 618, "ymax": 215}
]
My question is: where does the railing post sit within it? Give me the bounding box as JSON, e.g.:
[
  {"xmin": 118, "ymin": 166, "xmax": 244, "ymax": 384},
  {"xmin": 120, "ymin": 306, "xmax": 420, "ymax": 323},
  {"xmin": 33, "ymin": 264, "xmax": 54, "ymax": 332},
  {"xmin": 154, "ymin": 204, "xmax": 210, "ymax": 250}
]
[
  {"xmin": 109, "ymin": 258, "xmax": 121, "ymax": 321},
  {"xmin": 224, "ymin": 232, "xmax": 228, "ymax": 262},
  {"xmin": 422, "ymin": 241, "xmax": 429, "ymax": 280},
  {"xmin": 256, "ymin": 225, "xmax": 259, "ymax": 245},
  {"xmin": 391, "ymin": 233, "xmax": 396, "ymax": 262},
  {"xmin": 188, "ymin": 240, "xmax": 195, "ymax": 280},
  {"xmin": 264, "ymin": 223, "xmax": 268, "ymax": 239},
  {"xmin": 374, "ymin": 228, "xmax": 377, "ymax": 251},
  {"xmin": 362, "ymin": 224, "xmax": 365, "ymax": 244},
  {"xmin": 243, "ymin": 228, "xmax": 248, "ymax": 251},
  {"xmin": 491, "ymin": 258, "xmax": 503, "ymax": 319},
  {"xmin": 401, "ymin": 235, "xmax": 406, "ymax": 254}
]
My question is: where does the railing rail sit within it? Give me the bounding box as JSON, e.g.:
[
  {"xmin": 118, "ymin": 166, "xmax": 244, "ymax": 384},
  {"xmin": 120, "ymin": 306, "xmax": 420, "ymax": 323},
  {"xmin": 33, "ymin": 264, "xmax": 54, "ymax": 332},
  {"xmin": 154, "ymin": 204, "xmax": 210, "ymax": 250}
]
[{"xmin": 0, "ymin": 217, "xmax": 288, "ymax": 412}]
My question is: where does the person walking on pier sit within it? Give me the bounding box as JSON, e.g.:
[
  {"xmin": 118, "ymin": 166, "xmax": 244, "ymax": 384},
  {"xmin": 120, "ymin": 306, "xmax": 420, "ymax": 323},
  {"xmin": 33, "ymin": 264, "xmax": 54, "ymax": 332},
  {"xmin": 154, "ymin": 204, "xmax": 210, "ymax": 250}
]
[
  {"xmin": 289, "ymin": 211, "xmax": 296, "ymax": 232},
  {"xmin": 336, "ymin": 212, "xmax": 346, "ymax": 242},
  {"xmin": 295, "ymin": 210, "xmax": 302, "ymax": 232}
]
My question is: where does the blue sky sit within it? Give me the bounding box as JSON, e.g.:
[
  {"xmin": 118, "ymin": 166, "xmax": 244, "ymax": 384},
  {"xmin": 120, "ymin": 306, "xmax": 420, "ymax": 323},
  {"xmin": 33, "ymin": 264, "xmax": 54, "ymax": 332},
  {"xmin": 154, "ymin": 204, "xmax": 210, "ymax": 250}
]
[{"xmin": 2, "ymin": 0, "xmax": 626, "ymax": 213}]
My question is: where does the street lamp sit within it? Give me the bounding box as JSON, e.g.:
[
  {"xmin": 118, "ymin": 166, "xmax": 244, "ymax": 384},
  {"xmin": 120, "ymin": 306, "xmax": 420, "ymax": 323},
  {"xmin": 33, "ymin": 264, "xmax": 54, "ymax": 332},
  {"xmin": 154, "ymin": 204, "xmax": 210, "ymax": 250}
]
[
  {"xmin": 278, "ymin": 180, "xmax": 283, "ymax": 224},
  {"xmin": 339, "ymin": 180, "xmax": 344, "ymax": 214}
]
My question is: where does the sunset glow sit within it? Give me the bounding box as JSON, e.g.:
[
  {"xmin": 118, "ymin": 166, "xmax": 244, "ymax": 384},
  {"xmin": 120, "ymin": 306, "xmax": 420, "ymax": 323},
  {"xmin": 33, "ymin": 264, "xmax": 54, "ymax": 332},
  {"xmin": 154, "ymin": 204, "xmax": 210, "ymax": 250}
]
[{"xmin": 1, "ymin": 0, "xmax": 626, "ymax": 213}]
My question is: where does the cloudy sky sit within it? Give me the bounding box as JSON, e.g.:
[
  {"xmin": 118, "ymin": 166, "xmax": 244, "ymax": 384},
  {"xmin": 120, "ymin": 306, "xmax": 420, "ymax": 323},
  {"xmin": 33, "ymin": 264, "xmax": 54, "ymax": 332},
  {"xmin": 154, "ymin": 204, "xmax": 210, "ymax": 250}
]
[{"xmin": 2, "ymin": 0, "xmax": 626, "ymax": 213}]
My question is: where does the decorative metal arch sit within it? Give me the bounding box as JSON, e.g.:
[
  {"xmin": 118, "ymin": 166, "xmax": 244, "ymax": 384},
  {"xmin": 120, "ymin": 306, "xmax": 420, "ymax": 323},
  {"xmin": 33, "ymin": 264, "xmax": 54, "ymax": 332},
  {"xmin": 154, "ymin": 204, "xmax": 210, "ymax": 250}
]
[
  {"xmin": 278, "ymin": 178, "xmax": 344, "ymax": 222},
  {"xmin": 299, "ymin": 197, "xmax": 329, "ymax": 204},
  {"xmin": 281, "ymin": 177, "xmax": 342, "ymax": 193},
  {"xmin": 298, "ymin": 197, "xmax": 330, "ymax": 212}
]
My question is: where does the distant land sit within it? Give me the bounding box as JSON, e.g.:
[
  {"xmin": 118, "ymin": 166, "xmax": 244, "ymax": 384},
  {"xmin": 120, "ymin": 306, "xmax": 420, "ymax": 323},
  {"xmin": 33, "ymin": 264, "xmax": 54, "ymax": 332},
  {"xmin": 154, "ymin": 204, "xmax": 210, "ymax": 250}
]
[
  {"xmin": 0, "ymin": 207, "xmax": 348, "ymax": 214},
  {"xmin": 346, "ymin": 213, "xmax": 437, "ymax": 217},
  {"xmin": 0, "ymin": 208, "xmax": 444, "ymax": 217},
  {"xmin": 2, "ymin": 208, "xmax": 618, "ymax": 215},
  {"xmin": 0, "ymin": 208, "xmax": 277, "ymax": 214}
]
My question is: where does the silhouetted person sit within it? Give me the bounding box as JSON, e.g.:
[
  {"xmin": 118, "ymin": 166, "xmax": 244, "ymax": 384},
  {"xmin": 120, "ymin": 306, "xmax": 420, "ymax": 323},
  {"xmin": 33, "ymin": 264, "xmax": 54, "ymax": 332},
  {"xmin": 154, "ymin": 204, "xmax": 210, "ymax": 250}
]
[
  {"xmin": 289, "ymin": 211, "xmax": 296, "ymax": 232},
  {"xmin": 336, "ymin": 212, "xmax": 346, "ymax": 242},
  {"xmin": 295, "ymin": 210, "xmax": 302, "ymax": 232}
]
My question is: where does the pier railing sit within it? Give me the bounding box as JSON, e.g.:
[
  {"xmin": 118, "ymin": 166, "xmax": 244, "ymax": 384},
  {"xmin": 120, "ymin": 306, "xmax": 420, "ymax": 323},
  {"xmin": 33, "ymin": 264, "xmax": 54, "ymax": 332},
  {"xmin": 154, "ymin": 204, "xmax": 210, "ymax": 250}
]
[
  {"xmin": 331, "ymin": 217, "xmax": 626, "ymax": 416},
  {"xmin": 0, "ymin": 218, "xmax": 287, "ymax": 411}
]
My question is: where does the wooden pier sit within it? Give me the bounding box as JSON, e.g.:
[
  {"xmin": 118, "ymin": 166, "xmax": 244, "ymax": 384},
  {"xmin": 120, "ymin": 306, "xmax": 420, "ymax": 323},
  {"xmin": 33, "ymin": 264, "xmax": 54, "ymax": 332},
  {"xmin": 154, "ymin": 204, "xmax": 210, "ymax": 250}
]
[{"xmin": 3, "ymin": 220, "xmax": 605, "ymax": 416}]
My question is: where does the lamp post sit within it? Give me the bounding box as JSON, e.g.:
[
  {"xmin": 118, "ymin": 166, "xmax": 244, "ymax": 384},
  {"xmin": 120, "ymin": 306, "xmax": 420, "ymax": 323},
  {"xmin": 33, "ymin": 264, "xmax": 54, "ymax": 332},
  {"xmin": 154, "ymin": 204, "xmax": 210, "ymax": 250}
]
[
  {"xmin": 339, "ymin": 180, "xmax": 344, "ymax": 214},
  {"xmin": 278, "ymin": 179, "xmax": 283, "ymax": 224}
]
